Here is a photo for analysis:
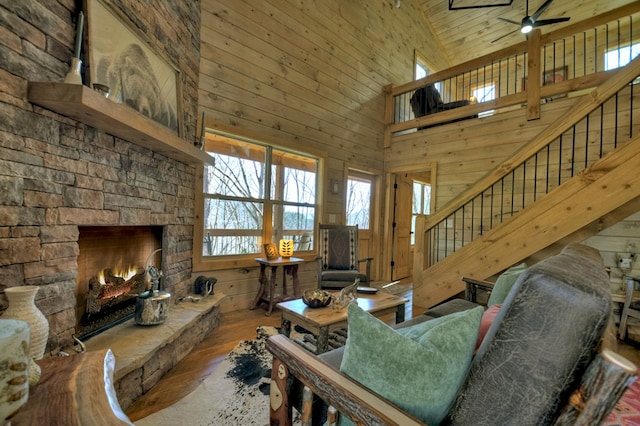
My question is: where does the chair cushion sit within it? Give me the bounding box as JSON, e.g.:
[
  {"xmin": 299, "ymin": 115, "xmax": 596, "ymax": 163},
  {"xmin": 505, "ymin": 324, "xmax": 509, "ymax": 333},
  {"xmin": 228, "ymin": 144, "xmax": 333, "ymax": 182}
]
[
  {"xmin": 321, "ymin": 270, "xmax": 366, "ymax": 282},
  {"xmin": 339, "ymin": 303, "xmax": 483, "ymax": 426},
  {"xmin": 319, "ymin": 226, "xmax": 358, "ymax": 271},
  {"xmin": 486, "ymin": 262, "xmax": 527, "ymax": 306}
]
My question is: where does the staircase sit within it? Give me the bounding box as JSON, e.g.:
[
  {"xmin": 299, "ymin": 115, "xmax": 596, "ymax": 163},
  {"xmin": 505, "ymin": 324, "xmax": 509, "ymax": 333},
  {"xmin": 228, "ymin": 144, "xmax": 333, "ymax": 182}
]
[{"xmin": 413, "ymin": 56, "xmax": 640, "ymax": 308}]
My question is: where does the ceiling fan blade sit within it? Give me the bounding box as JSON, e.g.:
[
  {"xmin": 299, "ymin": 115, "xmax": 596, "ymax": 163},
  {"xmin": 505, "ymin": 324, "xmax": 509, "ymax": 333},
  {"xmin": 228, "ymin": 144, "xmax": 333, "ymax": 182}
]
[
  {"xmin": 533, "ymin": 17, "xmax": 570, "ymax": 27},
  {"xmin": 498, "ymin": 17, "xmax": 522, "ymax": 26},
  {"xmin": 531, "ymin": 0, "xmax": 554, "ymax": 21},
  {"xmin": 491, "ymin": 29, "xmax": 519, "ymax": 43}
]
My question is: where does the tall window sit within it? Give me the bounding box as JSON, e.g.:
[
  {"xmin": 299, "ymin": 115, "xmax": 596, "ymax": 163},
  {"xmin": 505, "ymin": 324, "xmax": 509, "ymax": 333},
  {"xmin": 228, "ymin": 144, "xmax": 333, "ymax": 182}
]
[
  {"xmin": 416, "ymin": 61, "xmax": 429, "ymax": 80},
  {"xmin": 346, "ymin": 175, "xmax": 372, "ymax": 230},
  {"xmin": 411, "ymin": 181, "xmax": 431, "ymax": 245},
  {"xmin": 202, "ymin": 136, "xmax": 318, "ymax": 257},
  {"xmin": 415, "ymin": 52, "xmax": 441, "ymax": 89}
]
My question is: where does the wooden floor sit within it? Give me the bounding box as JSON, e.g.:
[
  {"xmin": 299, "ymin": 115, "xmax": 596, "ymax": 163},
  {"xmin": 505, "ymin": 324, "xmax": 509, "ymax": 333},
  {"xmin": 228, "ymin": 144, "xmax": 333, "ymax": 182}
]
[{"xmin": 125, "ymin": 283, "xmax": 640, "ymax": 422}]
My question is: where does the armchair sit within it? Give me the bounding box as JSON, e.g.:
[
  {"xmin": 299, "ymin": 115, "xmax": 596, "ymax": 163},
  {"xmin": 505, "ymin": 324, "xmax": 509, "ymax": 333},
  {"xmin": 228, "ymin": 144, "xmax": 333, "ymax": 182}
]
[
  {"xmin": 316, "ymin": 224, "xmax": 373, "ymax": 289},
  {"xmin": 618, "ymin": 276, "xmax": 640, "ymax": 340},
  {"xmin": 268, "ymin": 244, "xmax": 638, "ymax": 425}
]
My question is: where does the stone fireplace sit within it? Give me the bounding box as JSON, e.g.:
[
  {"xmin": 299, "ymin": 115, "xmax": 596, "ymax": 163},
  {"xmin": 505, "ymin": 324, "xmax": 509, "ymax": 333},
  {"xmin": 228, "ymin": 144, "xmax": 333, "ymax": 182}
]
[
  {"xmin": 0, "ymin": 0, "xmax": 205, "ymax": 352},
  {"xmin": 76, "ymin": 226, "xmax": 164, "ymax": 339},
  {"xmin": 0, "ymin": 0, "xmax": 215, "ymax": 410}
]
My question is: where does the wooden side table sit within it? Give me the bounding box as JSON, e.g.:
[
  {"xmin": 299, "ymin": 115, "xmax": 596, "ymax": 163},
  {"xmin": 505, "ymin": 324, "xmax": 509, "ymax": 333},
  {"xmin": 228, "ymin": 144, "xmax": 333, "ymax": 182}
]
[{"xmin": 250, "ymin": 257, "xmax": 304, "ymax": 316}]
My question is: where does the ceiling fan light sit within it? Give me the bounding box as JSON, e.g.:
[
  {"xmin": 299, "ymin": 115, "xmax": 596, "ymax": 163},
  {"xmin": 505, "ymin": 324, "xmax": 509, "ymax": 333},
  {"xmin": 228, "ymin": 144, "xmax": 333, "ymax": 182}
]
[{"xmin": 521, "ymin": 16, "xmax": 534, "ymax": 33}]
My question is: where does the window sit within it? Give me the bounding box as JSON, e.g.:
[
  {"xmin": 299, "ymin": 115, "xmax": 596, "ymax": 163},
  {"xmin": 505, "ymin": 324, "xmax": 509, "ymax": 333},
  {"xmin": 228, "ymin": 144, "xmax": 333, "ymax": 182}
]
[
  {"xmin": 416, "ymin": 61, "xmax": 428, "ymax": 80},
  {"xmin": 415, "ymin": 51, "xmax": 441, "ymax": 92},
  {"xmin": 472, "ymin": 82, "xmax": 496, "ymax": 117},
  {"xmin": 411, "ymin": 180, "xmax": 431, "ymax": 245},
  {"xmin": 605, "ymin": 42, "xmax": 640, "ymax": 84},
  {"xmin": 202, "ymin": 135, "xmax": 318, "ymax": 258},
  {"xmin": 346, "ymin": 175, "xmax": 372, "ymax": 230}
]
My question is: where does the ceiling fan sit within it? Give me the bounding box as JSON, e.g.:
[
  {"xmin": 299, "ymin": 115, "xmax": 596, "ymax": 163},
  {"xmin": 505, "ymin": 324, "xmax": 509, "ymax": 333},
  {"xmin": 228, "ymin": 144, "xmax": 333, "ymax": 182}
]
[{"xmin": 492, "ymin": 0, "xmax": 570, "ymax": 43}]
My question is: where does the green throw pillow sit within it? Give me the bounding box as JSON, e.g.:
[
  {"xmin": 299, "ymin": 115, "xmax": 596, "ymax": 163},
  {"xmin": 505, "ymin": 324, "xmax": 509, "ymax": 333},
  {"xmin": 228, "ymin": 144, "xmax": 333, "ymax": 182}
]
[
  {"xmin": 338, "ymin": 303, "xmax": 483, "ymax": 426},
  {"xmin": 486, "ymin": 262, "xmax": 527, "ymax": 306}
]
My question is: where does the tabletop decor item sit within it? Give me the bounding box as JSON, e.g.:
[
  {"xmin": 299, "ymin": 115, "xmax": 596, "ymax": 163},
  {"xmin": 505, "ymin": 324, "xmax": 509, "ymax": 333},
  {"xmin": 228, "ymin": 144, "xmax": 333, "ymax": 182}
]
[
  {"xmin": 302, "ymin": 289, "xmax": 332, "ymax": 308},
  {"xmin": 64, "ymin": 10, "xmax": 84, "ymax": 84},
  {"xmin": 0, "ymin": 319, "xmax": 30, "ymax": 424},
  {"xmin": 279, "ymin": 239, "xmax": 294, "ymax": 258},
  {"xmin": 263, "ymin": 242, "xmax": 279, "ymax": 260},
  {"xmin": 1, "ymin": 286, "xmax": 49, "ymax": 360}
]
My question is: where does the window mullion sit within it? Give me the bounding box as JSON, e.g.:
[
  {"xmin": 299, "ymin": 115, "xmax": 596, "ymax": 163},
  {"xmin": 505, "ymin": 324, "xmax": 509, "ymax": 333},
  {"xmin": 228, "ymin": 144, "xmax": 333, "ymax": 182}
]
[{"xmin": 263, "ymin": 147, "xmax": 274, "ymax": 244}]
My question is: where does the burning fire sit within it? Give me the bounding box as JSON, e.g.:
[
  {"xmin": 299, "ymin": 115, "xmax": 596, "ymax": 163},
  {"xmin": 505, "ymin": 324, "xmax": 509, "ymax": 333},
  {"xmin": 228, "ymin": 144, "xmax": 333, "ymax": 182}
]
[{"xmin": 98, "ymin": 265, "xmax": 139, "ymax": 285}]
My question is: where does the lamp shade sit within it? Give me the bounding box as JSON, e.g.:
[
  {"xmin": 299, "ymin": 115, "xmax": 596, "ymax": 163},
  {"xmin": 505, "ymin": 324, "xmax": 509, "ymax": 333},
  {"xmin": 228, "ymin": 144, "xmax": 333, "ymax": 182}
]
[{"xmin": 279, "ymin": 239, "xmax": 294, "ymax": 258}]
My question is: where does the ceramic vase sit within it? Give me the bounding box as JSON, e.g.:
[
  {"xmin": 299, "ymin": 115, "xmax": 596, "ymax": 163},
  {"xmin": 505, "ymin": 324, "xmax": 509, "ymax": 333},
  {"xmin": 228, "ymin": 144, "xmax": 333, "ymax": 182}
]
[
  {"xmin": 0, "ymin": 319, "xmax": 30, "ymax": 424},
  {"xmin": 1, "ymin": 286, "xmax": 49, "ymax": 360}
]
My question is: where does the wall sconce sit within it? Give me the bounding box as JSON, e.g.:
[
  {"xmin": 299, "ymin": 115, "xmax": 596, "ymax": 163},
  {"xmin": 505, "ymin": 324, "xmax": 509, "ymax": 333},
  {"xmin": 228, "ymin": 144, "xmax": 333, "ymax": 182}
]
[
  {"xmin": 279, "ymin": 239, "xmax": 294, "ymax": 258},
  {"xmin": 330, "ymin": 179, "xmax": 340, "ymax": 195}
]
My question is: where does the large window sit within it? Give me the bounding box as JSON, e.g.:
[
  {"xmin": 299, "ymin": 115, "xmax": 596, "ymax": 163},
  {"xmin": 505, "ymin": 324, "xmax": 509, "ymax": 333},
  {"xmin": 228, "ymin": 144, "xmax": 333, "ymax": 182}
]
[
  {"xmin": 605, "ymin": 41, "xmax": 640, "ymax": 84},
  {"xmin": 202, "ymin": 136, "xmax": 318, "ymax": 258},
  {"xmin": 604, "ymin": 42, "xmax": 640, "ymax": 71}
]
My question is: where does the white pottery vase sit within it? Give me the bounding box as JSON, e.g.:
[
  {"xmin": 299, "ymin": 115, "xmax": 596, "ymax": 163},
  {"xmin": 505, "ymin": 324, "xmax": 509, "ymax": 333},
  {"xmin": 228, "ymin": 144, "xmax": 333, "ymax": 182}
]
[
  {"xmin": 1, "ymin": 286, "xmax": 49, "ymax": 360},
  {"xmin": 0, "ymin": 319, "xmax": 30, "ymax": 423}
]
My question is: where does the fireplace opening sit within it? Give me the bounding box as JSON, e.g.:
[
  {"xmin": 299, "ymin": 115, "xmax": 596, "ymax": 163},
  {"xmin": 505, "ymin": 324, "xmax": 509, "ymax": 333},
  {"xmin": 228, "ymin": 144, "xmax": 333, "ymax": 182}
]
[{"xmin": 76, "ymin": 226, "xmax": 163, "ymax": 340}]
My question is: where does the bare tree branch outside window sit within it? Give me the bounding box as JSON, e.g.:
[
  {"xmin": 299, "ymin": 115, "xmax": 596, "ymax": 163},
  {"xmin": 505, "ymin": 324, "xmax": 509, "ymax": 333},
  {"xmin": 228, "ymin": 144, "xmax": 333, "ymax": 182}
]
[{"xmin": 202, "ymin": 138, "xmax": 317, "ymax": 257}]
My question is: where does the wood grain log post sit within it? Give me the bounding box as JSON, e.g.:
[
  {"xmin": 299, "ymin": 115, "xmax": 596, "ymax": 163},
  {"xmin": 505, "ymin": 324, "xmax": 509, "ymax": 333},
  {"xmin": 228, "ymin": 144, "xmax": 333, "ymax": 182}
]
[
  {"xmin": 301, "ymin": 386, "xmax": 313, "ymax": 426},
  {"xmin": 270, "ymin": 356, "xmax": 292, "ymax": 425},
  {"xmin": 554, "ymin": 349, "xmax": 637, "ymax": 425}
]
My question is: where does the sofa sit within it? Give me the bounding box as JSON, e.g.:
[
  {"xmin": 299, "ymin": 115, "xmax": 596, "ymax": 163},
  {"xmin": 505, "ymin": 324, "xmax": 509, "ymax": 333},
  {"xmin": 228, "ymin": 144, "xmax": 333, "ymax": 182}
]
[{"xmin": 266, "ymin": 244, "xmax": 638, "ymax": 425}]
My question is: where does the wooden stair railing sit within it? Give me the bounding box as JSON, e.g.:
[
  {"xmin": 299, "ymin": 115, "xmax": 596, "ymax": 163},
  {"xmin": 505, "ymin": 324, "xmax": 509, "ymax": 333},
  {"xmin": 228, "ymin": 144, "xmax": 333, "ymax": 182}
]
[
  {"xmin": 414, "ymin": 133, "xmax": 640, "ymax": 307},
  {"xmin": 412, "ymin": 56, "xmax": 640, "ymax": 308}
]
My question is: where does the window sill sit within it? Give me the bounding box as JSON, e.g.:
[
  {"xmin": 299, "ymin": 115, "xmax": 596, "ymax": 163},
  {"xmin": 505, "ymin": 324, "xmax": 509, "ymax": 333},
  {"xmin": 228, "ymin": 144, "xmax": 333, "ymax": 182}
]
[{"xmin": 193, "ymin": 253, "xmax": 317, "ymax": 272}]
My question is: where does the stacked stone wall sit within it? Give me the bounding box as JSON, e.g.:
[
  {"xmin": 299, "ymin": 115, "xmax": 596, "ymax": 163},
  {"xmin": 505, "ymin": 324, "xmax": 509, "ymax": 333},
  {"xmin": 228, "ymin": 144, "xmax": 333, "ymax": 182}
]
[{"xmin": 0, "ymin": 0, "xmax": 201, "ymax": 353}]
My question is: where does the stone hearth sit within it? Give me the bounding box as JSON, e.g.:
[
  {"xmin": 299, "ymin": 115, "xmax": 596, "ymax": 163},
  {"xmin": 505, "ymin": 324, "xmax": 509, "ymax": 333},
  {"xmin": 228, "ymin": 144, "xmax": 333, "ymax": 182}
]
[{"xmin": 83, "ymin": 292, "xmax": 225, "ymax": 409}]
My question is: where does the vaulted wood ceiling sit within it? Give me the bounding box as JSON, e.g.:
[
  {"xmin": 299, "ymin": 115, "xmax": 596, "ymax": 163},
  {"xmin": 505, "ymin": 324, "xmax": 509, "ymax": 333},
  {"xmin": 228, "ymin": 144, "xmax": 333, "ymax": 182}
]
[{"xmin": 416, "ymin": 0, "xmax": 637, "ymax": 66}]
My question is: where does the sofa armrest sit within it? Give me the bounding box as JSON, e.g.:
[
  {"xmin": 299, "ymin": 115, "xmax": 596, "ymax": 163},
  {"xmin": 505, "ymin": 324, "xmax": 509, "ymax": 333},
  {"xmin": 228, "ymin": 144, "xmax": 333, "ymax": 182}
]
[
  {"xmin": 462, "ymin": 276, "xmax": 494, "ymax": 303},
  {"xmin": 266, "ymin": 334, "xmax": 423, "ymax": 426}
]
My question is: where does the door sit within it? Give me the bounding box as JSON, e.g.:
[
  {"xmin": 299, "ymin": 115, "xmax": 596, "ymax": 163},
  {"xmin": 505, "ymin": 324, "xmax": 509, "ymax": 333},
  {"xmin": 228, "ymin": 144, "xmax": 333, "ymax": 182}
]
[{"xmin": 391, "ymin": 173, "xmax": 412, "ymax": 280}]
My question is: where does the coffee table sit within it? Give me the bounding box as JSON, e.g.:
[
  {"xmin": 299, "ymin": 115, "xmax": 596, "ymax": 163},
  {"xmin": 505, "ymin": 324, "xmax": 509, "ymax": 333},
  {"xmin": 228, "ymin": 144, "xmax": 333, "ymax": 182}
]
[{"xmin": 276, "ymin": 291, "xmax": 409, "ymax": 354}]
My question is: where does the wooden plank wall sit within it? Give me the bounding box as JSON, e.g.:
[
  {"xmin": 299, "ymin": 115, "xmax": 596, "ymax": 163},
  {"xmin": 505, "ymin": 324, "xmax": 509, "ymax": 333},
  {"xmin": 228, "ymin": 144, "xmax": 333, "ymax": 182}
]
[
  {"xmin": 585, "ymin": 211, "xmax": 640, "ymax": 294},
  {"xmin": 196, "ymin": 0, "xmax": 448, "ymax": 312}
]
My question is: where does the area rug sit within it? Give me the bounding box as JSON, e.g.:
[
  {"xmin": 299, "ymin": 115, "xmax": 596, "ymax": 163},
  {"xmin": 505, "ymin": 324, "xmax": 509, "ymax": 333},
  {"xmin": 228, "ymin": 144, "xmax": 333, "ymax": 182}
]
[
  {"xmin": 136, "ymin": 326, "xmax": 285, "ymax": 426},
  {"xmin": 135, "ymin": 324, "xmax": 640, "ymax": 425},
  {"xmin": 605, "ymin": 378, "xmax": 640, "ymax": 426}
]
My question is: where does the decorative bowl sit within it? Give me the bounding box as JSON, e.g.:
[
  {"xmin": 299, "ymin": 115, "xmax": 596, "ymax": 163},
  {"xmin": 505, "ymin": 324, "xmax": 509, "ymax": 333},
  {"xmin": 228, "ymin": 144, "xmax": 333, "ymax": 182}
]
[{"xmin": 302, "ymin": 289, "xmax": 332, "ymax": 308}]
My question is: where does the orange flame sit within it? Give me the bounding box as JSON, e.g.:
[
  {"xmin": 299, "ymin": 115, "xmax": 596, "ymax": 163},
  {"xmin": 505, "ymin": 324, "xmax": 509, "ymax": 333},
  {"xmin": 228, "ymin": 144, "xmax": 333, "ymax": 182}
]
[{"xmin": 97, "ymin": 265, "xmax": 139, "ymax": 285}]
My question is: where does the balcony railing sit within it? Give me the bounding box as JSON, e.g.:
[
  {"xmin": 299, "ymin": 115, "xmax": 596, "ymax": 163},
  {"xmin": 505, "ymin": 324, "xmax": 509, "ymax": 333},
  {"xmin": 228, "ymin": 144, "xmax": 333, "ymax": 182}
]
[{"xmin": 384, "ymin": 3, "xmax": 640, "ymax": 146}]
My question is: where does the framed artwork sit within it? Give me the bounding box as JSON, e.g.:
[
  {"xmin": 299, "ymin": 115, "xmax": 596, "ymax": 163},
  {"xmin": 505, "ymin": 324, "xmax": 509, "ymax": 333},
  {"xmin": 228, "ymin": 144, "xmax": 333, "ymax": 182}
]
[
  {"xmin": 85, "ymin": 0, "xmax": 182, "ymax": 135},
  {"xmin": 521, "ymin": 66, "xmax": 568, "ymax": 91},
  {"xmin": 263, "ymin": 243, "xmax": 279, "ymax": 260}
]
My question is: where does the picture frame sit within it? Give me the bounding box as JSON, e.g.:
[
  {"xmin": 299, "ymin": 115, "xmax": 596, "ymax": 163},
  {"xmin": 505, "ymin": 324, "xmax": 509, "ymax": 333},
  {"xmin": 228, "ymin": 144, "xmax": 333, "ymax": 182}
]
[
  {"xmin": 521, "ymin": 66, "xmax": 568, "ymax": 92},
  {"xmin": 263, "ymin": 243, "xmax": 279, "ymax": 260},
  {"xmin": 85, "ymin": 0, "xmax": 182, "ymax": 135}
]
